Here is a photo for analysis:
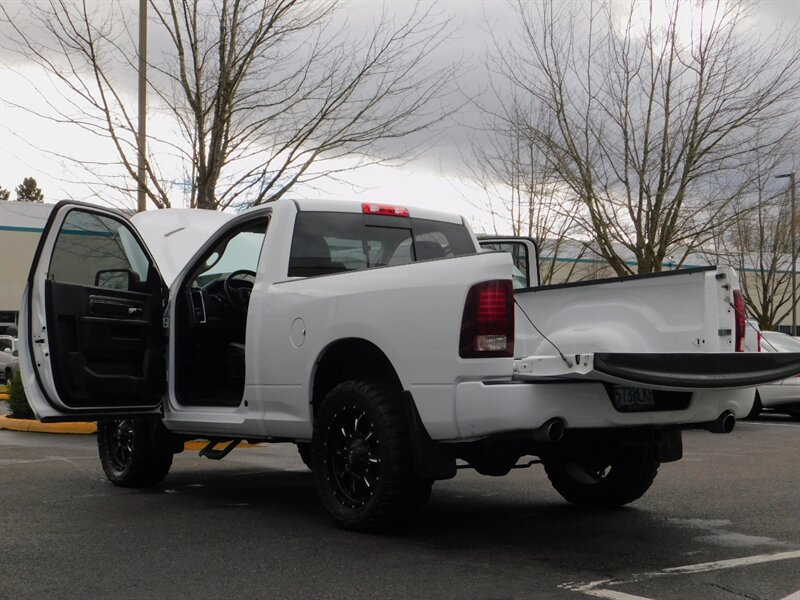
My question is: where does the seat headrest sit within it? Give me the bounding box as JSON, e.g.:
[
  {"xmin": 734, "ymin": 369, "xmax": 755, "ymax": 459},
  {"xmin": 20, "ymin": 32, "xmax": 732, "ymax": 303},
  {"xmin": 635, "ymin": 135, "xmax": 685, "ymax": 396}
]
[{"xmin": 415, "ymin": 240, "xmax": 447, "ymax": 260}]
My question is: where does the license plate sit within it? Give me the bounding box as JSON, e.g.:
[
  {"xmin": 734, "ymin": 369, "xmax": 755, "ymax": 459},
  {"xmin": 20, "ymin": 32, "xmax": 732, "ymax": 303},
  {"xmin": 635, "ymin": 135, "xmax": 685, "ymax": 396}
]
[{"xmin": 612, "ymin": 386, "xmax": 656, "ymax": 412}]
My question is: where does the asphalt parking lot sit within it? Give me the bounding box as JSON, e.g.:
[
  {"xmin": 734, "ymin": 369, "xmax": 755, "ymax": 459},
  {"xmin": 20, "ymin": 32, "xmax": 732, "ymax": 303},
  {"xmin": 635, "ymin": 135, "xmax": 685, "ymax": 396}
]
[{"xmin": 1, "ymin": 415, "xmax": 798, "ymax": 600}]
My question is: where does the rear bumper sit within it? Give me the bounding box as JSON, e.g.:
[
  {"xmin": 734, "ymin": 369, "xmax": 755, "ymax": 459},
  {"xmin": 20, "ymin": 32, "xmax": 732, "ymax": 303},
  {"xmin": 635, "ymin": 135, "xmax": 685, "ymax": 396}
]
[{"xmin": 452, "ymin": 380, "xmax": 754, "ymax": 440}]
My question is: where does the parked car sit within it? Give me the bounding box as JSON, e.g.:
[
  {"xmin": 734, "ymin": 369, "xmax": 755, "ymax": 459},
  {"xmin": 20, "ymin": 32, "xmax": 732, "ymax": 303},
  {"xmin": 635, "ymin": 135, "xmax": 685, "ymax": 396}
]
[
  {"xmin": 748, "ymin": 330, "xmax": 800, "ymax": 420},
  {"xmin": 0, "ymin": 335, "xmax": 19, "ymax": 383}
]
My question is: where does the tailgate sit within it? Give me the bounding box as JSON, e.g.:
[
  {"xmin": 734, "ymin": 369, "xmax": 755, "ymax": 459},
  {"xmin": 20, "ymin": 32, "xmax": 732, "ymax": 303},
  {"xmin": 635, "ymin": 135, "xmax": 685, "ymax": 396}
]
[
  {"xmin": 513, "ymin": 352, "xmax": 800, "ymax": 390},
  {"xmin": 514, "ymin": 266, "xmax": 734, "ymax": 356}
]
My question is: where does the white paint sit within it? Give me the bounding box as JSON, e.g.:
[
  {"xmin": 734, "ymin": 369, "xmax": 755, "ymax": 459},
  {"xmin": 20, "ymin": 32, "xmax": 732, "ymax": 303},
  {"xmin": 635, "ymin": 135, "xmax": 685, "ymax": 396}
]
[
  {"xmin": 583, "ymin": 591, "xmax": 654, "ymax": 600},
  {"xmin": 656, "ymin": 550, "xmax": 800, "ymax": 575},
  {"xmin": 563, "ymin": 580, "xmax": 612, "ymax": 593},
  {"xmin": 565, "ymin": 550, "xmax": 800, "ymax": 598}
]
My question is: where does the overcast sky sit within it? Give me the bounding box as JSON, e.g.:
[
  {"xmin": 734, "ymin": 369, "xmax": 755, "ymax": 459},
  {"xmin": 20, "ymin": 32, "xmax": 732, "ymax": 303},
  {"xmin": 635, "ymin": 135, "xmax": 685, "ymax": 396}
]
[{"xmin": 1, "ymin": 0, "xmax": 798, "ymax": 232}]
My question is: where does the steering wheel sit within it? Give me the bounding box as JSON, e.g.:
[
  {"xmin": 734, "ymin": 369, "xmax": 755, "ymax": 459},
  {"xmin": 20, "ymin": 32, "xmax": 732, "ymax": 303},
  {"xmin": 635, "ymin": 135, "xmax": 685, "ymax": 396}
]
[{"xmin": 223, "ymin": 269, "xmax": 256, "ymax": 314}]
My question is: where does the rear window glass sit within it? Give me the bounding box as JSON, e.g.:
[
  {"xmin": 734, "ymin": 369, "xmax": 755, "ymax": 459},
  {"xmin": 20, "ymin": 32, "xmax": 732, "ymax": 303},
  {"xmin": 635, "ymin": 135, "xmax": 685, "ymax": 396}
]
[{"xmin": 288, "ymin": 212, "xmax": 475, "ymax": 278}]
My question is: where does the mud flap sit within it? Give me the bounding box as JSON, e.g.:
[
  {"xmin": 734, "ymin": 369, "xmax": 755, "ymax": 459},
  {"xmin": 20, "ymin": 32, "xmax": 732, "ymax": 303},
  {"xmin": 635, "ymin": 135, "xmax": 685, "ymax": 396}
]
[
  {"xmin": 401, "ymin": 391, "xmax": 457, "ymax": 480},
  {"xmin": 651, "ymin": 428, "xmax": 683, "ymax": 463}
]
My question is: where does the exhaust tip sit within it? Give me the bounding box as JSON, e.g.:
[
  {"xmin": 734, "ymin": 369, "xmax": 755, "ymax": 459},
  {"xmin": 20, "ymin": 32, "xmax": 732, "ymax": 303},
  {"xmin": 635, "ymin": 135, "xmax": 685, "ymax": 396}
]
[
  {"xmin": 721, "ymin": 412, "xmax": 736, "ymax": 433},
  {"xmin": 547, "ymin": 419, "xmax": 566, "ymax": 442},
  {"xmin": 533, "ymin": 418, "xmax": 565, "ymax": 443},
  {"xmin": 705, "ymin": 411, "xmax": 736, "ymax": 434}
]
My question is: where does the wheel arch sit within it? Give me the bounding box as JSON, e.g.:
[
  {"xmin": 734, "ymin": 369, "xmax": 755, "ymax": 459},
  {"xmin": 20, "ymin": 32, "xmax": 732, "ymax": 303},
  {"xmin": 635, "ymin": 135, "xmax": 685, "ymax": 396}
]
[{"xmin": 311, "ymin": 338, "xmax": 402, "ymax": 418}]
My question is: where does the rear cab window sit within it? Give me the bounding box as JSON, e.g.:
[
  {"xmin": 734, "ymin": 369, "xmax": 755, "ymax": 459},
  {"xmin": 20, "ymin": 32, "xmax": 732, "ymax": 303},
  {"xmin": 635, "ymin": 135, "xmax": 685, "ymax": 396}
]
[{"xmin": 288, "ymin": 211, "xmax": 476, "ymax": 278}]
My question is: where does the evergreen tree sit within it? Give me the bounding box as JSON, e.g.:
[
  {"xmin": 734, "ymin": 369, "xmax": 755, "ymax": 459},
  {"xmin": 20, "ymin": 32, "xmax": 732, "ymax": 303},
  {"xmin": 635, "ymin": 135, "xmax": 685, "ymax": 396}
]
[
  {"xmin": 0, "ymin": 187, "xmax": 9, "ymax": 201},
  {"xmin": 15, "ymin": 177, "xmax": 44, "ymax": 202}
]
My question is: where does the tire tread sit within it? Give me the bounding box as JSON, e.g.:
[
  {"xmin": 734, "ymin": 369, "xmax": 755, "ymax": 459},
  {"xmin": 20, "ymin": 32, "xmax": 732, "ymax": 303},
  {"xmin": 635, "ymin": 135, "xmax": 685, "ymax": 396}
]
[
  {"xmin": 97, "ymin": 419, "xmax": 174, "ymax": 487},
  {"xmin": 312, "ymin": 379, "xmax": 431, "ymax": 531}
]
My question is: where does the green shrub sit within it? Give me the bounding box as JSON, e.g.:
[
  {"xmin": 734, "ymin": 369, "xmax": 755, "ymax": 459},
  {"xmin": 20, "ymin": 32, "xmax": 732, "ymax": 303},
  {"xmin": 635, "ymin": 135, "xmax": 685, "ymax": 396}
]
[{"xmin": 8, "ymin": 370, "xmax": 34, "ymax": 420}]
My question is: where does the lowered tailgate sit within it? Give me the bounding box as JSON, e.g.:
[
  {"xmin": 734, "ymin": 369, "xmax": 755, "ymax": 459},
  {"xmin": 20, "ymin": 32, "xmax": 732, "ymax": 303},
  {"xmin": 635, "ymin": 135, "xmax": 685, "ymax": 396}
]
[
  {"xmin": 513, "ymin": 352, "xmax": 800, "ymax": 390},
  {"xmin": 511, "ymin": 265, "xmax": 800, "ymax": 390}
]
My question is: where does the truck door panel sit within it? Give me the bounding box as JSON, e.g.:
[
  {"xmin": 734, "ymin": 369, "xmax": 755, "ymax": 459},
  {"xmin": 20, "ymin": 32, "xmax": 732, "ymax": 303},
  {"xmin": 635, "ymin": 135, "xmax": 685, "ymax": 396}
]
[{"xmin": 21, "ymin": 202, "xmax": 166, "ymax": 420}]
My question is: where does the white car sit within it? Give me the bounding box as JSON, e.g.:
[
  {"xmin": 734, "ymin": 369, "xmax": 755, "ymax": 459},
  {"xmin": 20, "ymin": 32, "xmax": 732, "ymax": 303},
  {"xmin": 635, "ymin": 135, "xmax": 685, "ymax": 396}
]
[
  {"xmin": 0, "ymin": 335, "xmax": 19, "ymax": 383},
  {"xmin": 748, "ymin": 330, "xmax": 800, "ymax": 420}
]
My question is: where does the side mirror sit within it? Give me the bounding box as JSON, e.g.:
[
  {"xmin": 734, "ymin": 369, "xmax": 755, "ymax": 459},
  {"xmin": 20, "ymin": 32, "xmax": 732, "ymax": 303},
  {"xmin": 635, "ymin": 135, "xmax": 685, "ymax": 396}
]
[
  {"xmin": 479, "ymin": 240, "xmax": 536, "ymax": 289},
  {"xmin": 12, "ymin": 350, "xmax": 18, "ymax": 357},
  {"xmin": 95, "ymin": 269, "xmax": 133, "ymax": 290}
]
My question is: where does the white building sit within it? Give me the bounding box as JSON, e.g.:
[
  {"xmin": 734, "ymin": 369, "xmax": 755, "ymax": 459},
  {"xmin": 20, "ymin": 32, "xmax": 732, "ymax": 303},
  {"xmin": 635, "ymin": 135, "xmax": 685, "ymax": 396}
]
[{"xmin": 0, "ymin": 201, "xmax": 55, "ymax": 335}]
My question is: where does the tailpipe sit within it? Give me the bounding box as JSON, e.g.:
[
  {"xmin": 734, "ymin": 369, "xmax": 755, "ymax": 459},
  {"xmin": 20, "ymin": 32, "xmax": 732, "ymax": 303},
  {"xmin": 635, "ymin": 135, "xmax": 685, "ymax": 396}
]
[
  {"xmin": 704, "ymin": 411, "xmax": 736, "ymax": 434},
  {"xmin": 532, "ymin": 418, "xmax": 566, "ymax": 443}
]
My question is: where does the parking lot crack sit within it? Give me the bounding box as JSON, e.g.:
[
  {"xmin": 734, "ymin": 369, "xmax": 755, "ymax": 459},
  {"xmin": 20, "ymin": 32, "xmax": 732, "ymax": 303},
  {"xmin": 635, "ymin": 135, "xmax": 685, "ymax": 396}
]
[{"xmin": 706, "ymin": 582, "xmax": 761, "ymax": 600}]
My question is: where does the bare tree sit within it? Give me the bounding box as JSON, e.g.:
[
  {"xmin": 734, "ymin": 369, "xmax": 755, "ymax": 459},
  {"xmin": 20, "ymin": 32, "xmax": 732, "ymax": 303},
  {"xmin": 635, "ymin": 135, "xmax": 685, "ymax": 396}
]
[
  {"xmin": 713, "ymin": 156, "xmax": 799, "ymax": 331},
  {"xmin": 1, "ymin": 0, "xmax": 455, "ymax": 210},
  {"xmin": 495, "ymin": 0, "xmax": 800, "ymax": 275},
  {"xmin": 464, "ymin": 96, "xmax": 589, "ymax": 284},
  {"xmin": 734, "ymin": 202, "xmax": 797, "ymax": 331}
]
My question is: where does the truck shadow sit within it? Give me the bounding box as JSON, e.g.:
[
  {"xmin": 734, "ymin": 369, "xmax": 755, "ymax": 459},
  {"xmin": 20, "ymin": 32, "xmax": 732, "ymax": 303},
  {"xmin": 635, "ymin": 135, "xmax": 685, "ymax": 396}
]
[{"xmin": 153, "ymin": 461, "xmax": 713, "ymax": 575}]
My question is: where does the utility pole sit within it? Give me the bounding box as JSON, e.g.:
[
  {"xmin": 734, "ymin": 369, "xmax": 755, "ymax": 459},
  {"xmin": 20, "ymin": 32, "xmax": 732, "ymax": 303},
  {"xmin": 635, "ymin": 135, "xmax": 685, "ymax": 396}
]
[
  {"xmin": 776, "ymin": 172, "xmax": 797, "ymax": 335},
  {"xmin": 137, "ymin": 0, "xmax": 147, "ymax": 212}
]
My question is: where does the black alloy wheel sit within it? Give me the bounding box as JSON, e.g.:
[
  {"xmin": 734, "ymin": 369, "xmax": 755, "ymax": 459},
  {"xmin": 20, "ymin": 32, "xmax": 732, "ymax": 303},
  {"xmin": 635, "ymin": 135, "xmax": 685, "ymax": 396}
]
[
  {"xmin": 108, "ymin": 419, "xmax": 135, "ymax": 470},
  {"xmin": 325, "ymin": 403, "xmax": 381, "ymax": 509}
]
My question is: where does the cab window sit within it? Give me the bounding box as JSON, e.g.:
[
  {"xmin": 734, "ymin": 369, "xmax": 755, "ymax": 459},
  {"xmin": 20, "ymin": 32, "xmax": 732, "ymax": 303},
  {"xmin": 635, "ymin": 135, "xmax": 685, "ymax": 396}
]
[{"xmin": 288, "ymin": 212, "xmax": 476, "ymax": 278}]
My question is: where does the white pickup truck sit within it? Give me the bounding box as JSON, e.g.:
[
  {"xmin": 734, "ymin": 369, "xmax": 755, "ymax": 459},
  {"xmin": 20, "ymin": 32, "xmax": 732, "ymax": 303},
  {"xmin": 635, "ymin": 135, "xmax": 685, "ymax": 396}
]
[{"xmin": 20, "ymin": 199, "xmax": 800, "ymax": 530}]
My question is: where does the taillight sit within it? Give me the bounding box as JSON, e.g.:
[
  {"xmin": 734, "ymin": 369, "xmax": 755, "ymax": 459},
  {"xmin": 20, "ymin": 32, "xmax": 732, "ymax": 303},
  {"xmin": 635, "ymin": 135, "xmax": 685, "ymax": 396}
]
[
  {"xmin": 733, "ymin": 290, "xmax": 745, "ymax": 352},
  {"xmin": 459, "ymin": 280, "xmax": 514, "ymax": 358},
  {"xmin": 757, "ymin": 331, "xmax": 762, "ymax": 353}
]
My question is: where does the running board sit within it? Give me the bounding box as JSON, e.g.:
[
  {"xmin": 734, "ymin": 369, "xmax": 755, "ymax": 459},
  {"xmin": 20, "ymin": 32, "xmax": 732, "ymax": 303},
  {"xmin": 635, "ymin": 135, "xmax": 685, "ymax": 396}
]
[{"xmin": 199, "ymin": 439, "xmax": 240, "ymax": 460}]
